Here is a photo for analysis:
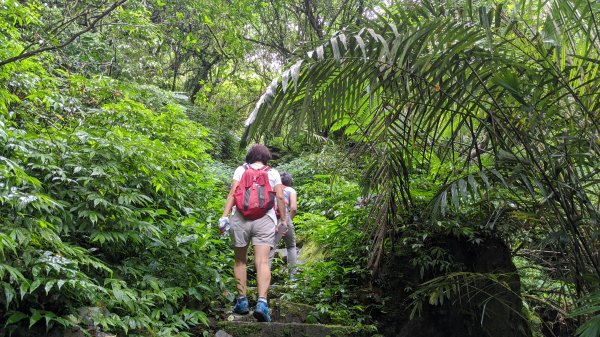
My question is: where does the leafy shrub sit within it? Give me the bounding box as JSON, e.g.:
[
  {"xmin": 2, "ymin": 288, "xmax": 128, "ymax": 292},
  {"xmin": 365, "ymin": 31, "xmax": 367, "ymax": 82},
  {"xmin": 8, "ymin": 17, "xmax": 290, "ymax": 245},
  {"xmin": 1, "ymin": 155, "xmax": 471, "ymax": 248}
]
[
  {"xmin": 1, "ymin": 74, "xmax": 232, "ymax": 336},
  {"xmin": 280, "ymin": 174, "xmax": 373, "ymax": 325},
  {"xmin": 274, "ymin": 144, "xmax": 360, "ymax": 185}
]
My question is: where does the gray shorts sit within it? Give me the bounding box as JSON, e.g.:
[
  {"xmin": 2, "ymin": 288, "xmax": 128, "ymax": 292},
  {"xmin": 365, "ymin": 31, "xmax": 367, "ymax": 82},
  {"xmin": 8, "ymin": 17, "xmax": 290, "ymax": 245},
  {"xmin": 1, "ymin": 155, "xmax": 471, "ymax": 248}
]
[{"xmin": 229, "ymin": 211, "xmax": 275, "ymax": 248}]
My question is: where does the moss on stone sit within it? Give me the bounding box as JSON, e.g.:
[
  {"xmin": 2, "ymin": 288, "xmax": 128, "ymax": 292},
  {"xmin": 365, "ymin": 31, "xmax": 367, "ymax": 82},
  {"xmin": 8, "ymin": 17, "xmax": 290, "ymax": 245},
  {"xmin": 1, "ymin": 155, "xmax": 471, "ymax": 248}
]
[
  {"xmin": 298, "ymin": 240, "xmax": 328, "ymax": 263},
  {"xmin": 218, "ymin": 321, "xmax": 263, "ymax": 336},
  {"xmin": 271, "ymin": 299, "xmax": 316, "ymax": 323},
  {"xmin": 215, "ymin": 321, "xmax": 375, "ymax": 337}
]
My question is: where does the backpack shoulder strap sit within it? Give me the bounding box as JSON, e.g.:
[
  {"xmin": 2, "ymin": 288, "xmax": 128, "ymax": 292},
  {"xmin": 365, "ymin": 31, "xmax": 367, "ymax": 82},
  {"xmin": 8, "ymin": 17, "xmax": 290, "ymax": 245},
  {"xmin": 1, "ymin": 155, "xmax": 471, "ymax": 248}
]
[
  {"xmin": 245, "ymin": 164, "xmax": 270, "ymax": 172},
  {"xmin": 240, "ymin": 164, "xmax": 256, "ymax": 187},
  {"xmin": 243, "ymin": 163, "xmax": 253, "ymax": 171}
]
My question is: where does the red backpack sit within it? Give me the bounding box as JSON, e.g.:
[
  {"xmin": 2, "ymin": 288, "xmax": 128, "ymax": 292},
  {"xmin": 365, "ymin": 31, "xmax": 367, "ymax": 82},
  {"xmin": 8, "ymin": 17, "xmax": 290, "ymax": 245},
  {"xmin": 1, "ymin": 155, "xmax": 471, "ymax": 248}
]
[{"xmin": 234, "ymin": 164, "xmax": 275, "ymax": 220}]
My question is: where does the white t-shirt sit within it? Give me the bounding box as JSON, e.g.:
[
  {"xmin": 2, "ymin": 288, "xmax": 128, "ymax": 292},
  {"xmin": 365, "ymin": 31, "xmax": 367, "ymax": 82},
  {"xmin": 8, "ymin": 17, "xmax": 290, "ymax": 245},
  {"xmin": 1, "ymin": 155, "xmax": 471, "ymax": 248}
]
[
  {"xmin": 282, "ymin": 186, "xmax": 296, "ymax": 210},
  {"xmin": 280, "ymin": 186, "xmax": 297, "ymax": 220},
  {"xmin": 232, "ymin": 163, "xmax": 281, "ymax": 225}
]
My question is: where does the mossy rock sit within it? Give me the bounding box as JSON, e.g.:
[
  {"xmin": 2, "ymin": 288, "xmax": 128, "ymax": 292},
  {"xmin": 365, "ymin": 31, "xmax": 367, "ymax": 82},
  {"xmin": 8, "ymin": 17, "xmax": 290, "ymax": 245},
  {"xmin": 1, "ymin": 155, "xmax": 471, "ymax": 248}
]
[
  {"xmin": 298, "ymin": 240, "xmax": 327, "ymax": 263},
  {"xmin": 270, "ymin": 299, "xmax": 317, "ymax": 323},
  {"xmin": 217, "ymin": 321, "xmax": 372, "ymax": 337}
]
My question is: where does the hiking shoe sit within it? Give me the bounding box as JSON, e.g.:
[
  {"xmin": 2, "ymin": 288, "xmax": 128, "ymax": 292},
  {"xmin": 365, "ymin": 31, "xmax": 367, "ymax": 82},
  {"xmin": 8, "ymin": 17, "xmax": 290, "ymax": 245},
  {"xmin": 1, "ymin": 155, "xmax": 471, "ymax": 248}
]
[
  {"xmin": 253, "ymin": 301, "xmax": 271, "ymax": 322},
  {"xmin": 233, "ymin": 297, "xmax": 249, "ymax": 315}
]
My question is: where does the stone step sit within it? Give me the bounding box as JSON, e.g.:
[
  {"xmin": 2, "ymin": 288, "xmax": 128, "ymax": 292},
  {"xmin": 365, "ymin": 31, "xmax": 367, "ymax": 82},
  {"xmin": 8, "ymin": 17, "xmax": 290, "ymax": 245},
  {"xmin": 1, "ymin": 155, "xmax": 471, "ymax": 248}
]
[
  {"xmin": 225, "ymin": 300, "xmax": 317, "ymax": 324},
  {"xmin": 270, "ymin": 299, "xmax": 316, "ymax": 323},
  {"xmin": 216, "ymin": 321, "xmax": 372, "ymax": 337}
]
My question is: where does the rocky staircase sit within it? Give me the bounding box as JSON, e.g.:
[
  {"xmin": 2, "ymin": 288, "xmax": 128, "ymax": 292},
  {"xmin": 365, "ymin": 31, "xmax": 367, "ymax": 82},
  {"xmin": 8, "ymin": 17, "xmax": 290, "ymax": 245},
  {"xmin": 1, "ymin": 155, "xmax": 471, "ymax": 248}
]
[
  {"xmin": 201, "ymin": 246, "xmax": 376, "ymax": 337},
  {"xmin": 213, "ymin": 298, "xmax": 372, "ymax": 337}
]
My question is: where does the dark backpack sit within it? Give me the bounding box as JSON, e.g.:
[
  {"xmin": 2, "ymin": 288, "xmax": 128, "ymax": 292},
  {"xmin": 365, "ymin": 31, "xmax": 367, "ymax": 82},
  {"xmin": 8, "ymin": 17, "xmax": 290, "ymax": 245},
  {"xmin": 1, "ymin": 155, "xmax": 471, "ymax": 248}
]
[{"xmin": 234, "ymin": 164, "xmax": 275, "ymax": 220}]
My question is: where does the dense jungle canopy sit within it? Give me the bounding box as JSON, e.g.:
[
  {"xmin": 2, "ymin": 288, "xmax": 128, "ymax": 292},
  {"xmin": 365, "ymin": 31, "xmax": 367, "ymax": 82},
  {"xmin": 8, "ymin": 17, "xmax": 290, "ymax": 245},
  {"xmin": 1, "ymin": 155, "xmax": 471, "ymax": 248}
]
[{"xmin": 1, "ymin": 0, "xmax": 599, "ymax": 336}]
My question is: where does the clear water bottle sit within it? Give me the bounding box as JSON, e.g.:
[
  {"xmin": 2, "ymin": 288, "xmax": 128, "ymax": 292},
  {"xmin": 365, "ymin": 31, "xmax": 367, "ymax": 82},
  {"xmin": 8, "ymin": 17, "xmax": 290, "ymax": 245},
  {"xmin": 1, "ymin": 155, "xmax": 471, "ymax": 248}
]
[{"xmin": 218, "ymin": 217, "xmax": 230, "ymax": 236}]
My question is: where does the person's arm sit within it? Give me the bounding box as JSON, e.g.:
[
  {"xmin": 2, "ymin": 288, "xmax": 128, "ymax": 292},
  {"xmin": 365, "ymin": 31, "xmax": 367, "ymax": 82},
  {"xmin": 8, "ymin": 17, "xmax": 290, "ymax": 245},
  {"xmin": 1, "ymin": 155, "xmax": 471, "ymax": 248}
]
[
  {"xmin": 221, "ymin": 179, "xmax": 240, "ymax": 218},
  {"xmin": 288, "ymin": 191, "xmax": 297, "ymax": 220},
  {"xmin": 275, "ymin": 184, "xmax": 288, "ymax": 234}
]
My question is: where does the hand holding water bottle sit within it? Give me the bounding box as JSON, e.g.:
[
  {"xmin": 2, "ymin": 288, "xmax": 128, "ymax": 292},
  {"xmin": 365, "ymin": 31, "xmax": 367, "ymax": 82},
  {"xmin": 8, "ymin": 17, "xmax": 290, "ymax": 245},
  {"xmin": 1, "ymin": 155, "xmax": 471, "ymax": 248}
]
[{"xmin": 218, "ymin": 217, "xmax": 230, "ymax": 236}]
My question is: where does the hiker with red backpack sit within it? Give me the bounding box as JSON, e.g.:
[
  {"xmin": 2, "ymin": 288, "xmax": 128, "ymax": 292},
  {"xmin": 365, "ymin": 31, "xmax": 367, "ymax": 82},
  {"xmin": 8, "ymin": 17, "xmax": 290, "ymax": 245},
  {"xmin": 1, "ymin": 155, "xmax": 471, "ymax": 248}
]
[
  {"xmin": 268, "ymin": 171, "xmax": 298, "ymax": 280},
  {"xmin": 219, "ymin": 144, "xmax": 287, "ymax": 323}
]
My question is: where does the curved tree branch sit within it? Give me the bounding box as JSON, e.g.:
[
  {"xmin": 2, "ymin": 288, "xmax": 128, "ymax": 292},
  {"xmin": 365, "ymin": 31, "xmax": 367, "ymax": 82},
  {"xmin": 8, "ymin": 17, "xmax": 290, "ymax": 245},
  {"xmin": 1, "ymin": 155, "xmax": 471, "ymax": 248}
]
[{"xmin": 0, "ymin": 0, "xmax": 128, "ymax": 68}]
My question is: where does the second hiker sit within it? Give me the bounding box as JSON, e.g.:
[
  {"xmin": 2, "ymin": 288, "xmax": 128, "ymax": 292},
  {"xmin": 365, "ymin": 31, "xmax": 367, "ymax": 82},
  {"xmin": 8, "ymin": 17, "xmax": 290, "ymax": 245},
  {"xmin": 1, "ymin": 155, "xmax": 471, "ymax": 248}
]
[{"xmin": 268, "ymin": 171, "xmax": 298, "ymax": 279}]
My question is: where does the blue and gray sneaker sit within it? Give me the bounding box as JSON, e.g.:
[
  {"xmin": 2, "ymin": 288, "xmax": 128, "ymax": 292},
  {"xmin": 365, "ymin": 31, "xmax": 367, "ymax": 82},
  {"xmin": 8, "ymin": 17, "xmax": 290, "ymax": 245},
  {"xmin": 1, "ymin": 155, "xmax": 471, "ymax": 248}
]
[
  {"xmin": 253, "ymin": 300, "xmax": 271, "ymax": 322},
  {"xmin": 233, "ymin": 297, "xmax": 249, "ymax": 315}
]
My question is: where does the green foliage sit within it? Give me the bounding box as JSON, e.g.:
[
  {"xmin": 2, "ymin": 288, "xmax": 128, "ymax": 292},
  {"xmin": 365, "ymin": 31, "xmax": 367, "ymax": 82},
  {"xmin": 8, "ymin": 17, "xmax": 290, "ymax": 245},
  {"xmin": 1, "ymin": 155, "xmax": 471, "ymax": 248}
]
[
  {"xmin": 275, "ymin": 144, "xmax": 359, "ymax": 185},
  {"xmin": 286, "ymin": 261, "xmax": 366, "ymax": 324},
  {"xmin": 1, "ymin": 1, "xmax": 384, "ymax": 334},
  {"xmin": 5, "ymin": 0, "xmax": 600, "ymax": 334},
  {"xmin": 1, "ymin": 68, "xmax": 232, "ymax": 335},
  {"xmin": 406, "ymin": 271, "xmax": 523, "ymax": 321},
  {"xmin": 246, "ymin": 0, "xmax": 600, "ymax": 332},
  {"xmin": 280, "ymin": 173, "xmax": 373, "ymax": 325},
  {"xmin": 2, "ymin": 0, "xmax": 392, "ymax": 335},
  {"xmin": 246, "ymin": 0, "xmax": 600, "ymax": 267},
  {"xmin": 514, "ymin": 256, "xmax": 574, "ymax": 336},
  {"xmin": 571, "ymin": 289, "xmax": 600, "ymax": 337}
]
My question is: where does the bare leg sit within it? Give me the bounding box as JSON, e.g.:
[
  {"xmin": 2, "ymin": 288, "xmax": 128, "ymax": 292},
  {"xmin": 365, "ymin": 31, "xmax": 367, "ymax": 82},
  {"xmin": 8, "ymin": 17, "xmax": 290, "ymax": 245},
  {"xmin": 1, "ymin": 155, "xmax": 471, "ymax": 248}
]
[
  {"xmin": 234, "ymin": 246, "xmax": 249, "ymax": 296},
  {"xmin": 254, "ymin": 245, "xmax": 271, "ymax": 298}
]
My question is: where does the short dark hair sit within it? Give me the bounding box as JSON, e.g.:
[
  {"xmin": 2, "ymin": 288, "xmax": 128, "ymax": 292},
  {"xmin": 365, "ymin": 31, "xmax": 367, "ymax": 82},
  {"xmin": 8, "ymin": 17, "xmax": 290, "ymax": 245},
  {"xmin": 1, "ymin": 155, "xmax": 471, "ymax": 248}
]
[
  {"xmin": 280, "ymin": 171, "xmax": 293, "ymax": 186},
  {"xmin": 245, "ymin": 144, "xmax": 272, "ymax": 165}
]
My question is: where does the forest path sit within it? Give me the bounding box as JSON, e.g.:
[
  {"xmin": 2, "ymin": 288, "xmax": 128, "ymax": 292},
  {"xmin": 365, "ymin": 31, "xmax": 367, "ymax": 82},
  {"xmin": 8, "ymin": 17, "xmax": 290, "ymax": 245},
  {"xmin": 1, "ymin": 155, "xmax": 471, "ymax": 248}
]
[
  {"xmin": 209, "ymin": 292, "xmax": 371, "ymax": 337},
  {"xmin": 202, "ymin": 249, "xmax": 374, "ymax": 337}
]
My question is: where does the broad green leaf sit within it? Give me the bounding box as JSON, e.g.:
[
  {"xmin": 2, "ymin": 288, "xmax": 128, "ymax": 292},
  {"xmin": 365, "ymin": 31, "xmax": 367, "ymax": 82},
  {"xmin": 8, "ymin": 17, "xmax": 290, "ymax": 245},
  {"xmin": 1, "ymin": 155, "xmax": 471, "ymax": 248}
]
[
  {"xmin": 3, "ymin": 282, "xmax": 15, "ymax": 307},
  {"xmin": 44, "ymin": 280, "xmax": 55, "ymax": 294},
  {"xmin": 5, "ymin": 311, "xmax": 28, "ymax": 325},
  {"xmin": 29, "ymin": 311, "xmax": 42, "ymax": 328}
]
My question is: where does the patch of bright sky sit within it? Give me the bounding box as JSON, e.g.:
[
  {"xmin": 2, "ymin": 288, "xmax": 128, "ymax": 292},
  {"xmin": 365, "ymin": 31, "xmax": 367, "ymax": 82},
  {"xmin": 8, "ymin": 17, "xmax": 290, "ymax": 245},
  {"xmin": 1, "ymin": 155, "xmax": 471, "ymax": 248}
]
[
  {"xmin": 245, "ymin": 0, "xmax": 399, "ymax": 79},
  {"xmin": 245, "ymin": 49, "xmax": 284, "ymax": 76},
  {"xmin": 365, "ymin": 0, "xmax": 396, "ymax": 18}
]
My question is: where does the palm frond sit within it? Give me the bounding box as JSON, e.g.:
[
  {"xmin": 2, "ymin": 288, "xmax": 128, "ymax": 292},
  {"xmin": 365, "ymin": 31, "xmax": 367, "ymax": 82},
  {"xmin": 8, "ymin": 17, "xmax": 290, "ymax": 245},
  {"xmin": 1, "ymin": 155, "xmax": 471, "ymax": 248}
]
[{"xmin": 243, "ymin": 0, "xmax": 600, "ymax": 279}]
